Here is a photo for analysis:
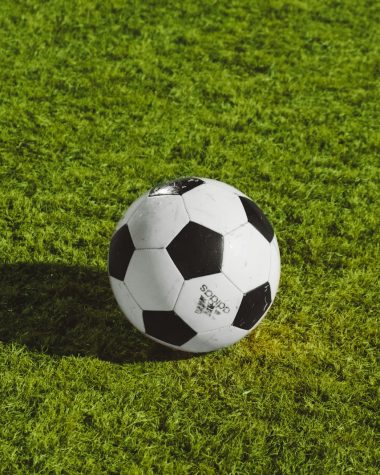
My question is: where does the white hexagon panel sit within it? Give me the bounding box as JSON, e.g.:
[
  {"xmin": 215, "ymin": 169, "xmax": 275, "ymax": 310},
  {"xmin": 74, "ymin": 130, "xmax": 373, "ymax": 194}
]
[
  {"xmin": 222, "ymin": 222, "xmax": 271, "ymax": 294},
  {"xmin": 174, "ymin": 273, "xmax": 243, "ymax": 333},
  {"xmin": 182, "ymin": 183, "xmax": 247, "ymax": 234},
  {"xmin": 109, "ymin": 276, "xmax": 145, "ymax": 333},
  {"xmin": 200, "ymin": 177, "xmax": 249, "ymax": 198},
  {"xmin": 125, "ymin": 249, "xmax": 184, "ymax": 311},
  {"xmin": 181, "ymin": 326, "xmax": 249, "ymax": 353},
  {"xmin": 115, "ymin": 192, "xmax": 148, "ymax": 232},
  {"xmin": 128, "ymin": 194, "xmax": 189, "ymax": 249}
]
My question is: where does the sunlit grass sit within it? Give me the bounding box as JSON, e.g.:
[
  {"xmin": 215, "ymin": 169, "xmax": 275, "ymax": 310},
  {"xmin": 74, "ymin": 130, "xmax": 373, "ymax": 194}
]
[{"xmin": 0, "ymin": 0, "xmax": 378, "ymax": 473}]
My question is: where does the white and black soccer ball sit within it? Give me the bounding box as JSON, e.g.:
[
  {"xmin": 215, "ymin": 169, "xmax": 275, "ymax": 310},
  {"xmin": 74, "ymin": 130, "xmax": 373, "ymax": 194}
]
[{"xmin": 108, "ymin": 177, "xmax": 280, "ymax": 353}]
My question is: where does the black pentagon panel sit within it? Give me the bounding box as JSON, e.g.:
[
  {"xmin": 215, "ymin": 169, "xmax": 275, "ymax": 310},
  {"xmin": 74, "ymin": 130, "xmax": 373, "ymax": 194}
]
[
  {"xmin": 143, "ymin": 310, "xmax": 197, "ymax": 346},
  {"xmin": 108, "ymin": 224, "xmax": 135, "ymax": 281},
  {"xmin": 167, "ymin": 222, "xmax": 223, "ymax": 280},
  {"xmin": 239, "ymin": 196, "xmax": 274, "ymax": 243},
  {"xmin": 233, "ymin": 282, "xmax": 271, "ymax": 330},
  {"xmin": 149, "ymin": 177, "xmax": 204, "ymax": 196}
]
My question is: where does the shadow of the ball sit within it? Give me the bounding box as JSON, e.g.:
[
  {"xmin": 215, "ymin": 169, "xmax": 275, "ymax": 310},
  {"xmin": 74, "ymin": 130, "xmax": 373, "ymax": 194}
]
[{"xmin": 0, "ymin": 263, "xmax": 205, "ymax": 363}]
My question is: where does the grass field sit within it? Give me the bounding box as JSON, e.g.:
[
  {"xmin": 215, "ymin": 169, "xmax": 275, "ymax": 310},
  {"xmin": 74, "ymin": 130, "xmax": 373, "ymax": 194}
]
[{"xmin": 1, "ymin": 0, "xmax": 379, "ymax": 473}]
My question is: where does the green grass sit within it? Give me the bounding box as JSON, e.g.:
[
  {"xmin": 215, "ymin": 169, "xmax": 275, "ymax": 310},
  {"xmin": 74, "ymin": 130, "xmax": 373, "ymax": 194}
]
[{"xmin": 0, "ymin": 0, "xmax": 379, "ymax": 473}]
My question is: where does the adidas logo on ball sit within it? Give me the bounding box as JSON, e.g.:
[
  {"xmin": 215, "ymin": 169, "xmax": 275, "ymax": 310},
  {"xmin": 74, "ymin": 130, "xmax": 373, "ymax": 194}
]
[{"xmin": 199, "ymin": 284, "xmax": 230, "ymax": 314}]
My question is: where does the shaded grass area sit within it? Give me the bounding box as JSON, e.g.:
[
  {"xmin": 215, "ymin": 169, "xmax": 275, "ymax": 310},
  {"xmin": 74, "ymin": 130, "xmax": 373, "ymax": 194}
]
[{"xmin": 0, "ymin": 0, "xmax": 379, "ymax": 473}]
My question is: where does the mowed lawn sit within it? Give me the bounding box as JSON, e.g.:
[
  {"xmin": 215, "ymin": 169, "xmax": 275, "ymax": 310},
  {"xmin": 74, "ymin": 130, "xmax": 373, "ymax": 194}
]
[{"xmin": 0, "ymin": 0, "xmax": 379, "ymax": 473}]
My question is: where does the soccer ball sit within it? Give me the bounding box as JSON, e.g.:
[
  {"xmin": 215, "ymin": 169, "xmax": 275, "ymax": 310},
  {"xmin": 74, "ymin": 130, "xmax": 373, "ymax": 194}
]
[{"xmin": 108, "ymin": 177, "xmax": 280, "ymax": 353}]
